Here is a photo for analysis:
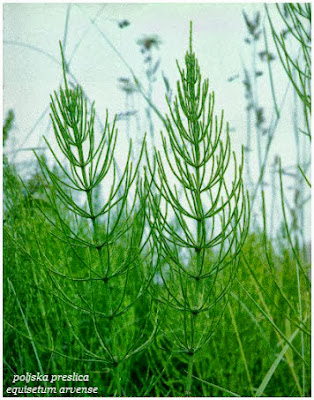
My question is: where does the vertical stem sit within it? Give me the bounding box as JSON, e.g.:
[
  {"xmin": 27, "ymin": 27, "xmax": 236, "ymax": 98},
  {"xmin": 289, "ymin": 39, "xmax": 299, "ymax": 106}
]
[
  {"xmin": 263, "ymin": 27, "xmax": 280, "ymax": 118},
  {"xmin": 185, "ymin": 352, "xmax": 195, "ymax": 396},
  {"xmin": 147, "ymin": 52, "xmax": 155, "ymax": 146},
  {"xmin": 114, "ymin": 363, "xmax": 122, "ymax": 397},
  {"xmin": 296, "ymin": 258, "xmax": 305, "ymax": 395},
  {"xmin": 79, "ymin": 147, "xmax": 115, "ymax": 360},
  {"xmin": 252, "ymin": 38, "xmax": 263, "ymax": 182},
  {"xmin": 195, "ymin": 141, "xmax": 203, "ymax": 277},
  {"xmin": 292, "ymin": 72, "xmax": 300, "ymax": 246},
  {"xmin": 125, "ymin": 93, "xmax": 130, "ymax": 142},
  {"xmin": 246, "ymin": 107, "xmax": 252, "ymax": 187},
  {"xmin": 183, "ymin": 33, "xmax": 201, "ymax": 396},
  {"xmin": 270, "ymin": 167, "xmax": 275, "ymax": 238}
]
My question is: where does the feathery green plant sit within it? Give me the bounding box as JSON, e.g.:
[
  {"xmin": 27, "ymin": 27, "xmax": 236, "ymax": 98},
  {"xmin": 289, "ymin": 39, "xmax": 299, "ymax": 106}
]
[
  {"xmin": 144, "ymin": 23, "xmax": 250, "ymax": 395},
  {"xmin": 33, "ymin": 42, "xmax": 157, "ymax": 393}
]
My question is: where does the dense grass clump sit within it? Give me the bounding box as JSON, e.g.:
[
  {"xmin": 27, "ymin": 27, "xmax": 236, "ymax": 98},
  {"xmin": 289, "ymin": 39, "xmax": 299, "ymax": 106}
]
[{"xmin": 3, "ymin": 174, "xmax": 310, "ymax": 396}]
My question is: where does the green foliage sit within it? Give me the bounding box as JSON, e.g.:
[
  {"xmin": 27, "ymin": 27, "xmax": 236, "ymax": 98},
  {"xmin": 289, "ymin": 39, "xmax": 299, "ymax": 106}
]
[
  {"xmin": 143, "ymin": 22, "xmax": 249, "ymax": 395},
  {"xmin": 3, "ymin": 22, "xmax": 310, "ymax": 398},
  {"xmin": 32, "ymin": 42, "xmax": 157, "ymax": 379},
  {"xmin": 266, "ymin": 3, "xmax": 311, "ymax": 139}
]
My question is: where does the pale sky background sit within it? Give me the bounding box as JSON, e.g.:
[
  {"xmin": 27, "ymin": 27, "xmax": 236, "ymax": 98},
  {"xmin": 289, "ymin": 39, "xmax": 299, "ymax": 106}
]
[{"xmin": 3, "ymin": 2, "xmax": 311, "ymax": 240}]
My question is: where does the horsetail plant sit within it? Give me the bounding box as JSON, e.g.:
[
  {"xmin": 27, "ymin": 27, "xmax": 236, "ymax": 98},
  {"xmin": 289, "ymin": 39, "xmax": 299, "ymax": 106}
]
[
  {"xmin": 143, "ymin": 23, "xmax": 250, "ymax": 395},
  {"xmin": 34, "ymin": 42, "xmax": 158, "ymax": 394}
]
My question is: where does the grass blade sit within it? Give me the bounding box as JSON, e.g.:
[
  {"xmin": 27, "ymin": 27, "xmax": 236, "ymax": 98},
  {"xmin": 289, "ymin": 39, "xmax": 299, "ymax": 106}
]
[
  {"xmin": 255, "ymin": 327, "xmax": 300, "ymax": 397},
  {"xmin": 191, "ymin": 374, "xmax": 241, "ymax": 397}
]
